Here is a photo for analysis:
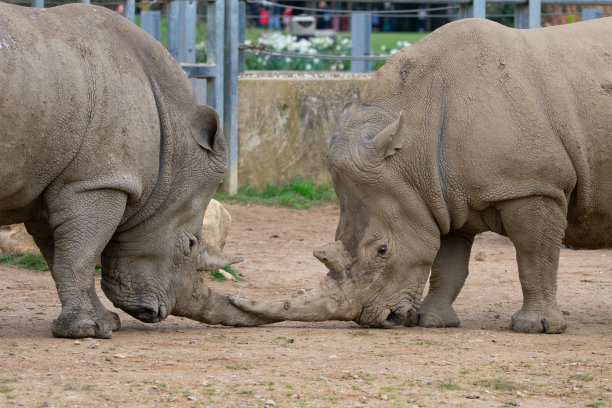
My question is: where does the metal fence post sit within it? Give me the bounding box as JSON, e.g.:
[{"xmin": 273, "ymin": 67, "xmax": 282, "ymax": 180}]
[
  {"xmin": 351, "ymin": 12, "xmax": 372, "ymax": 73},
  {"xmin": 167, "ymin": 0, "xmax": 180, "ymax": 60},
  {"xmin": 459, "ymin": 0, "xmax": 486, "ymax": 19},
  {"xmin": 124, "ymin": 0, "xmax": 135, "ymax": 23},
  {"xmin": 515, "ymin": 0, "xmax": 542, "ymax": 28},
  {"xmin": 224, "ymin": 0, "xmax": 239, "ymax": 195},
  {"xmin": 141, "ymin": 9, "xmax": 161, "ymax": 41},
  {"xmin": 31, "ymin": 0, "xmax": 43, "ymax": 8},
  {"xmin": 207, "ymin": 0, "xmax": 224, "ymax": 118},
  {"xmin": 582, "ymin": 8, "xmax": 604, "ymax": 20},
  {"xmin": 179, "ymin": 0, "xmax": 197, "ymax": 63},
  {"xmin": 239, "ymin": 1, "xmax": 246, "ymax": 73}
]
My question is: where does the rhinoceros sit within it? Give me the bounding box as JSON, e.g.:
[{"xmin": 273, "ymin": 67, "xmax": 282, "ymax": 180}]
[
  {"xmin": 0, "ymin": 3, "xmax": 270, "ymax": 338},
  {"xmin": 230, "ymin": 17, "xmax": 612, "ymax": 333}
]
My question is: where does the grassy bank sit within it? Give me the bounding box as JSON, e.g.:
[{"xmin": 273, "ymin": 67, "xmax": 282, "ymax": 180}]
[{"xmin": 214, "ymin": 179, "xmax": 337, "ymax": 209}]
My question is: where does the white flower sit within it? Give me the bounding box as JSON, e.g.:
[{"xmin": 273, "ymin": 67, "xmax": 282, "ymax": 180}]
[
  {"xmin": 305, "ymin": 64, "xmax": 312, "ymax": 70},
  {"xmin": 313, "ymin": 58, "xmax": 320, "ymax": 64}
]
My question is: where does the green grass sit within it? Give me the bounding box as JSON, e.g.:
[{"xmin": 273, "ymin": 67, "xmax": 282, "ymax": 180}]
[
  {"xmin": 0, "ymin": 252, "xmax": 101, "ymax": 275},
  {"xmin": 210, "ymin": 266, "xmax": 241, "ymax": 282},
  {"xmin": 585, "ymin": 402, "xmax": 608, "ymax": 408},
  {"xmin": 438, "ymin": 379, "xmax": 459, "ymax": 390},
  {"xmin": 214, "ymin": 179, "xmax": 337, "ymax": 209},
  {"xmin": 0, "ymin": 252, "xmax": 48, "ymax": 271},
  {"xmin": 476, "ymin": 379, "xmax": 524, "ymax": 392}
]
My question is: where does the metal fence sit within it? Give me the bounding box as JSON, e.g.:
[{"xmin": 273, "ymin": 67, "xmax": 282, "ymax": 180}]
[{"xmin": 19, "ymin": 0, "xmax": 612, "ymax": 193}]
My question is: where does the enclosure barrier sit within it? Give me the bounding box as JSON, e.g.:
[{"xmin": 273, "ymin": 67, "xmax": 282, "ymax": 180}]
[{"xmin": 26, "ymin": 0, "xmax": 612, "ymax": 192}]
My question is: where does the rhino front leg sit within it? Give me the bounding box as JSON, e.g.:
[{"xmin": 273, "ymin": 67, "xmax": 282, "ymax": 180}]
[
  {"xmin": 418, "ymin": 230, "xmax": 474, "ymax": 328},
  {"xmin": 27, "ymin": 219, "xmax": 121, "ymax": 335},
  {"xmin": 498, "ymin": 197, "xmax": 567, "ymax": 334},
  {"xmin": 27, "ymin": 220, "xmax": 121, "ymax": 333},
  {"xmin": 46, "ymin": 188, "xmax": 128, "ymax": 338}
]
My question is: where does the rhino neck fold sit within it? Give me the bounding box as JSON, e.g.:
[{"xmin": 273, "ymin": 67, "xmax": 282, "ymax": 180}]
[{"xmin": 116, "ymin": 81, "xmax": 178, "ymax": 232}]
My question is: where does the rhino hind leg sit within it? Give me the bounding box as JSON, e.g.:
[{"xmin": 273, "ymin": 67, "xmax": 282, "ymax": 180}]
[
  {"xmin": 418, "ymin": 231, "xmax": 474, "ymax": 328},
  {"xmin": 498, "ymin": 197, "xmax": 567, "ymax": 334}
]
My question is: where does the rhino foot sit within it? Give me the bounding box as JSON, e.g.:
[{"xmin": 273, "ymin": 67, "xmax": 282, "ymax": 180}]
[
  {"xmin": 417, "ymin": 303, "xmax": 460, "ymax": 328},
  {"xmin": 101, "ymin": 310, "xmax": 121, "ymax": 332},
  {"xmin": 511, "ymin": 307, "xmax": 566, "ymax": 334},
  {"xmin": 52, "ymin": 308, "xmax": 114, "ymax": 339}
]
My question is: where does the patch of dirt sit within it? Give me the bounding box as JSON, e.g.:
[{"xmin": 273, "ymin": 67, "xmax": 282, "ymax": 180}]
[{"xmin": 0, "ymin": 204, "xmax": 611, "ymax": 407}]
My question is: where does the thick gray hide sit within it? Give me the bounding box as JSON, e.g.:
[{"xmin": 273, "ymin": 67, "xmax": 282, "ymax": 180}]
[
  {"xmin": 230, "ymin": 18, "xmax": 612, "ymax": 333},
  {"xmin": 0, "ymin": 3, "xmax": 269, "ymax": 338}
]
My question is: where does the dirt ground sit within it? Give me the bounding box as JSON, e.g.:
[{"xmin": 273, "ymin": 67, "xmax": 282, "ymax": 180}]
[{"xmin": 0, "ymin": 204, "xmax": 610, "ymax": 408}]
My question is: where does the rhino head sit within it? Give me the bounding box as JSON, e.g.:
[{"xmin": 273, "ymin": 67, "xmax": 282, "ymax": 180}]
[
  {"xmin": 100, "ymin": 105, "xmax": 273, "ymax": 327},
  {"xmin": 229, "ymin": 102, "xmax": 443, "ymax": 327}
]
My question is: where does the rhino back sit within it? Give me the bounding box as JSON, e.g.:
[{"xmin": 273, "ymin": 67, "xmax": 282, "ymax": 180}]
[
  {"xmin": 0, "ymin": 3, "xmax": 195, "ymax": 223},
  {"xmin": 366, "ymin": 18, "xmax": 612, "ymax": 247}
]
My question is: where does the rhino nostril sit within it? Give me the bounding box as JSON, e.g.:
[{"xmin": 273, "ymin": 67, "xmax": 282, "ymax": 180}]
[
  {"xmin": 122, "ymin": 304, "xmax": 159, "ymax": 323},
  {"xmin": 386, "ymin": 311, "xmax": 409, "ymax": 327}
]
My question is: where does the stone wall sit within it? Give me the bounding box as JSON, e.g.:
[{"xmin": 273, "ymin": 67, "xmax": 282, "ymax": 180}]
[{"xmin": 237, "ymin": 72, "xmax": 372, "ymax": 189}]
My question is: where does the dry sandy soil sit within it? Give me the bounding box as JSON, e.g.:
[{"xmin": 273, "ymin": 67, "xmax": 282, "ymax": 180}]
[{"xmin": 0, "ymin": 204, "xmax": 610, "ymax": 408}]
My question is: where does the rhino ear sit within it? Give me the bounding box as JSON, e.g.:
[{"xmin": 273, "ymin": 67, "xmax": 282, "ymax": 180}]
[
  {"xmin": 191, "ymin": 105, "xmax": 224, "ymax": 153},
  {"xmin": 371, "ymin": 110, "xmax": 405, "ymax": 158}
]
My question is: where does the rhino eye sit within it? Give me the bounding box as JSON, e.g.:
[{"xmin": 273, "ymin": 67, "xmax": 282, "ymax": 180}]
[
  {"xmin": 188, "ymin": 238, "xmax": 196, "ymax": 250},
  {"xmin": 377, "ymin": 245, "xmax": 388, "ymax": 255}
]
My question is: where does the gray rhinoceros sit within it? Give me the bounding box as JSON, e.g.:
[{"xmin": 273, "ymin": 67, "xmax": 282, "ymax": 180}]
[
  {"xmin": 0, "ymin": 2, "xmax": 270, "ymax": 338},
  {"xmin": 230, "ymin": 17, "xmax": 612, "ymax": 333}
]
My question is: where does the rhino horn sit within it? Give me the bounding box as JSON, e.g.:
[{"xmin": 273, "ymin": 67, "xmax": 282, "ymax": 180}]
[
  {"xmin": 313, "ymin": 241, "xmax": 350, "ymax": 274},
  {"xmin": 228, "ymin": 277, "xmax": 359, "ymax": 322},
  {"xmin": 175, "ymin": 279, "xmax": 279, "ymax": 326},
  {"xmin": 197, "ymin": 244, "xmax": 244, "ymax": 271}
]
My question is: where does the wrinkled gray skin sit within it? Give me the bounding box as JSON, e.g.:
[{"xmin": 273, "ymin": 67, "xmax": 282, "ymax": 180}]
[
  {"xmin": 0, "ymin": 3, "xmax": 271, "ymax": 338},
  {"xmin": 231, "ymin": 18, "xmax": 612, "ymax": 333}
]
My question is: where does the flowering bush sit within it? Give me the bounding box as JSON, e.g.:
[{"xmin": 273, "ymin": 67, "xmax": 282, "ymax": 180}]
[
  {"xmin": 373, "ymin": 40, "xmax": 412, "ymax": 70},
  {"xmin": 197, "ymin": 33, "xmax": 412, "ymax": 71},
  {"xmin": 244, "ymin": 32, "xmax": 352, "ymax": 71}
]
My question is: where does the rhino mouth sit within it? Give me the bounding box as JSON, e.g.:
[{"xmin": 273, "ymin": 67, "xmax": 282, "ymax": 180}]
[
  {"xmin": 101, "ymin": 279, "xmax": 170, "ymax": 323},
  {"xmin": 385, "ymin": 308, "xmax": 419, "ymax": 327},
  {"xmin": 358, "ymin": 303, "xmax": 419, "ymax": 328},
  {"xmin": 121, "ymin": 303, "xmax": 168, "ymax": 323}
]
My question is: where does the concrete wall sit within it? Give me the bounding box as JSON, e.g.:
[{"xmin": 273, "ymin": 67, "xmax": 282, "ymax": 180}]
[{"xmin": 238, "ymin": 72, "xmax": 373, "ymax": 189}]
